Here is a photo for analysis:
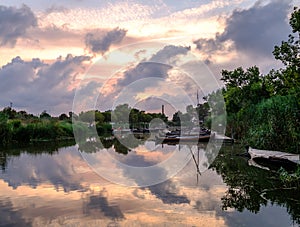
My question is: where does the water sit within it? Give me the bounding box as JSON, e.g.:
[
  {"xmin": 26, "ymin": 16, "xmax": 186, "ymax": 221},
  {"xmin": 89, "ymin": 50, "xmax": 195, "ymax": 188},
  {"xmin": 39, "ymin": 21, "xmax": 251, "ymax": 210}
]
[{"xmin": 0, "ymin": 139, "xmax": 299, "ymax": 227}]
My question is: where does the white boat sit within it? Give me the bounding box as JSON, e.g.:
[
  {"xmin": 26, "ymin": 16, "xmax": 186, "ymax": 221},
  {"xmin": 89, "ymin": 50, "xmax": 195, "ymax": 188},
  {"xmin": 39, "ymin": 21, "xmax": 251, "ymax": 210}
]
[{"xmin": 248, "ymin": 147, "xmax": 300, "ymax": 165}]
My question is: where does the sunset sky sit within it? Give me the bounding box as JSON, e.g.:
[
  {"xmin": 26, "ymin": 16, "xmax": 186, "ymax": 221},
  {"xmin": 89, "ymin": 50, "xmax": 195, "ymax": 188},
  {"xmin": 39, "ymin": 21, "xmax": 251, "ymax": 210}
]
[{"xmin": 0, "ymin": 0, "xmax": 299, "ymax": 115}]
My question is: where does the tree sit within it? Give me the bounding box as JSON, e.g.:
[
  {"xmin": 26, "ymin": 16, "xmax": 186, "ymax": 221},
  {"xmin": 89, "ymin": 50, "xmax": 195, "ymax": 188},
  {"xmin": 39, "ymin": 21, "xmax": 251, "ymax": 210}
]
[
  {"xmin": 59, "ymin": 113, "xmax": 69, "ymax": 120},
  {"xmin": 94, "ymin": 110, "xmax": 105, "ymax": 123},
  {"xmin": 79, "ymin": 110, "xmax": 104, "ymax": 124},
  {"xmin": 196, "ymin": 102, "xmax": 210, "ymax": 122},
  {"xmin": 40, "ymin": 110, "xmax": 51, "ymax": 119},
  {"xmin": 221, "ymin": 66, "xmax": 269, "ymax": 114},
  {"xmin": 172, "ymin": 111, "xmax": 182, "ymax": 126},
  {"xmin": 102, "ymin": 110, "xmax": 111, "ymax": 122},
  {"xmin": 2, "ymin": 107, "xmax": 17, "ymax": 119},
  {"xmin": 272, "ymin": 7, "xmax": 300, "ymax": 95},
  {"xmin": 273, "ymin": 7, "xmax": 299, "ymax": 69},
  {"xmin": 112, "ymin": 104, "xmax": 131, "ymax": 123},
  {"xmin": 129, "ymin": 108, "xmax": 139, "ymax": 128},
  {"xmin": 79, "ymin": 110, "xmax": 94, "ymax": 124}
]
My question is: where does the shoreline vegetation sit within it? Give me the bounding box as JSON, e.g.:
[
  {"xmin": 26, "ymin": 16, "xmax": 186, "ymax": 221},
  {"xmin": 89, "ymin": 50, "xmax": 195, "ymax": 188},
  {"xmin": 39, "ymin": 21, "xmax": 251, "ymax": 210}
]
[{"xmin": 0, "ymin": 8, "xmax": 299, "ymax": 154}]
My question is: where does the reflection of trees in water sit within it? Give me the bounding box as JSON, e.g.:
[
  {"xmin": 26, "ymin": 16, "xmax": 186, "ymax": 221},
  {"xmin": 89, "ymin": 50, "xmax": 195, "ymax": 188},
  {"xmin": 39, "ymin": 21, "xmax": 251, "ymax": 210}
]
[
  {"xmin": 113, "ymin": 135, "xmax": 143, "ymax": 155},
  {"xmin": 211, "ymin": 145, "xmax": 300, "ymax": 224},
  {"xmin": 78, "ymin": 138, "xmax": 104, "ymax": 153},
  {"xmin": 78, "ymin": 135, "xmax": 144, "ymax": 155},
  {"xmin": 0, "ymin": 140, "xmax": 76, "ymax": 172}
]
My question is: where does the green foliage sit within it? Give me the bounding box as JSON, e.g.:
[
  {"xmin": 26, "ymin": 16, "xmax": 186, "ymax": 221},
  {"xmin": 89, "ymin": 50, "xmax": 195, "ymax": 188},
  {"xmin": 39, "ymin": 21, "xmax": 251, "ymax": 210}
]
[
  {"xmin": 59, "ymin": 113, "xmax": 69, "ymax": 120},
  {"xmin": 278, "ymin": 166, "xmax": 300, "ymax": 187},
  {"xmin": 72, "ymin": 121, "xmax": 90, "ymax": 141},
  {"xmin": 171, "ymin": 102, "xmax": 210, "ymax": 127},
  {"xmin": 112, "ymin": 104, "xmax": 167, "ymax": 129},
  {"xmin": 79, "ymin": 110, "xmax": 96, "ymax": 123},
  {"xmin": 56, "ymin": 121, "xmax": 74, "ymax": 137},
  {"xmin": 0, "ymin": 121, "xmax": 11, "ymax": 146},
  {"xmin": 112, "ymin": 104, "xmax": 130, "ymax": 123},
  {"xmin": 102, "ymin": 111, "xmax": 111, "ymax": 122},
  {"xmin": 40, "ymin": 110, "xmax": 51, "ymax": 119},
  {"xmin": 221, "ymin": 8, "xmax": 300, "ymax": 152},
  {"xmin": 211, "ymin": 145, "xmax": 300, "ymax": 224},
  {"xmin": 221, "ymin": 66, "xmax": 269, "ymax": 114},
  {"xmin": 2, "ymin": 107, "xmax": 17, "ymax": 119},
  {"xmin": 273, "ymin": 7, "xmax": 299, "ymax": 69},
  {"xmin": 272, "ymin": 7, "xmax": 300, "ymax": 95},
  {"xmin": 246, "ymin": 95, "xmax": 299, "ymax": 152},
  {"xmin": 0, "ymin": 107, "xmax": 78, "ymax": 145},
  {"xmin": 96, "ymin": 122, "xmax": 112, "ymax": 135},
  {"xmin": 171, "ymin": 111, "xmax": 181, "ymax": 126}
]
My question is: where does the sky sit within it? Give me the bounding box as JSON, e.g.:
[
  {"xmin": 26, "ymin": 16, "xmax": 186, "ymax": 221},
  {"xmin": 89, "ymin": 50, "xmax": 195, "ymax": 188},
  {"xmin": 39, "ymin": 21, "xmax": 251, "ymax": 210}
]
[{"xmin": 0, "ymin": 0, "xmax": 299, "ymax": 116}]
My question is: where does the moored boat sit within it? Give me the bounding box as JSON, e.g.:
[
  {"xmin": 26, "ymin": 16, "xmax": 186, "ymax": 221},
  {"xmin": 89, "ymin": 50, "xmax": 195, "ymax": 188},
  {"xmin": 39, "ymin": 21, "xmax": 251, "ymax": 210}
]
[
  {"xmin": 248, "ymin": 147, "xmax": 300, "ymax": 164},
  {"xmin": 155, "ymin": 133, "xmax": 214, "ymax": 143},
  {"xmin": 247, "ymin": 147, "xmax": 300, "ymax": 171}
]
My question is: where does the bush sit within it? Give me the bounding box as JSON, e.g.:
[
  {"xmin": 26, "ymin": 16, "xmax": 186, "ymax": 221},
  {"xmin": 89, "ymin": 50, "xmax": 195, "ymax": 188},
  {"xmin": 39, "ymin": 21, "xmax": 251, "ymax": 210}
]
[
  {"xmin": 0, "ymin": 121, "xmax": 11, "ymax": 145},
  {"xmin": 96, "ymin": 122, "xmax": 112, "ymax": 135},
  {"xmin": 246, "ymin": 95, "xmax": 299, "ymax": 153},
  {"xmin": 57, "ymin": 121, "xmax": 74, "ymax": 137}
]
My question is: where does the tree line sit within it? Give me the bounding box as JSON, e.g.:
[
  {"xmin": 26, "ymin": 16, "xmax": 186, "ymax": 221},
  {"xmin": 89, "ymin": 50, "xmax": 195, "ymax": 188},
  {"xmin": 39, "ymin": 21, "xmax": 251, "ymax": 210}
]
[
  {"xmin": 1, "ymin": 8, "xmax": 298, "ymax": 152},
  {"xmin": 212, "ymin": 7, "xmax": 299, "ymax": 153},
  {"xmin": 0, "ymin": 103, "xmax": 170, "ymax": 146}
]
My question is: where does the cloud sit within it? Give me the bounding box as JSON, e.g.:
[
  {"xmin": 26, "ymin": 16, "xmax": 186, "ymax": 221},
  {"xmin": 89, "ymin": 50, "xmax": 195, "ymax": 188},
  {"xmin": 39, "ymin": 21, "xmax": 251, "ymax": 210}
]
[
  {"xmin": 85, "ymin": 27, "xmax": 127, "ymax": 54},
  {"xmin": 119, "ymin": 62, "xmax": 171, "ymax": 87},
  {"xmin": 147, "ymin": 180, "xmax": 190, "ymax": 204},
  {"xmin": 85, "ymin": 190, "xmax": 125, "ymax": 220},
  {"xmin": 38, "ymin": 2, "xmax": 156, "ymax": 30},
  {"xmin": 149, "ymin": 45, "xmax": 191, "ymax": 65},
  {"xmin": 0, "ymin": 199, "xmax": 30, "ymax": 226},
  {"xmin": 44, "ymin": 5, "xmax": 69, "ymax": 14},
  {"xmin": 194, "ymin": 0, "xmax": 292, "ymax": 61},
  {"xmin": 0, "ymin": 4, "xmax": 37, "ymax": 47},
  {"xmin": 95, "ymin": 45, "xmax": 191, "ymax": 111},
  {"xmin": 115, "ymin": 45, "xmax": 190, "ymax": 89},
  {"xmin": 0, "ymin": 146, "xmax": 85, "ymax": 192},
  {"xmin": 0, "ymin": 54, "xmax": 91, "ymax": 114},
  {"xmin": 194, "ymin": 38, "xmax": 224, "ymax": 53}
]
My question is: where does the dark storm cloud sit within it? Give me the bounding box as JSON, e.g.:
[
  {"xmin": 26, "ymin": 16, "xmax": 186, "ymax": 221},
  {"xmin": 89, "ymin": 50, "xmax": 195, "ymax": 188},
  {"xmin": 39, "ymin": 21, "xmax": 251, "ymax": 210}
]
[
  {"xmin": 194, "ymin": 0, "xmax": 291, "ymax": 58},
  {"xmin": 0, "ymin": 4, "xmax": 37, "ymax": 47},
  {"xmin": 0, "ymin": 54, "xmax": 91, "ymax": 114},
  {"xmin": 85, "ymin": 27, "xmax": 127, "ymax": 54}
]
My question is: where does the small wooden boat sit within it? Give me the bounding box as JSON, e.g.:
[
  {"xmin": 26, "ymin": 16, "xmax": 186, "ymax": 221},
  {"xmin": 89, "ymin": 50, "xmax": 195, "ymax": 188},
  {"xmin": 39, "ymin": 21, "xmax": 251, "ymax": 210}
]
[
  {"xmin": 248, "ymin": 147, "xmax": 300, "ymax": 164},
  {"xmin": 247, "ymin": 147, "xmax": 300, "ymax": 171}
]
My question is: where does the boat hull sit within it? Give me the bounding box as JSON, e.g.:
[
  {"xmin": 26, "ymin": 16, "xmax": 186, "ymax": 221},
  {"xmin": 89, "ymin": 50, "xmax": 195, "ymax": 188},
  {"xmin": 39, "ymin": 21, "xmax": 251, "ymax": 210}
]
[
  {"xmin": 156, "ymin": 134, "xmax": 212, "ymax": 143},
  {"xmin": 248, "ymin": 147, "xmax": 300, "ymax": 171}
]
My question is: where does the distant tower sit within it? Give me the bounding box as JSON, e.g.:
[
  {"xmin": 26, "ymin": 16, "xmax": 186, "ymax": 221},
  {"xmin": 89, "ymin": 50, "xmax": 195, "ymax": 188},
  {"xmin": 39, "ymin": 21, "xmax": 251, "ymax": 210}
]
[{"xmin": 162, "ymin": 105, "xmax": 165, "ymax": 115}]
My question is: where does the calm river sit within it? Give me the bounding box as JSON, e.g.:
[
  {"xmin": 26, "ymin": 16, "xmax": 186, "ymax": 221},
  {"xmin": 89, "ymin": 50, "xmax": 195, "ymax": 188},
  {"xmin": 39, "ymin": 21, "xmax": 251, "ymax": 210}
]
[{"xmin": 0, "ymin": 138, "xmax": 299, "ymax": 227}]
